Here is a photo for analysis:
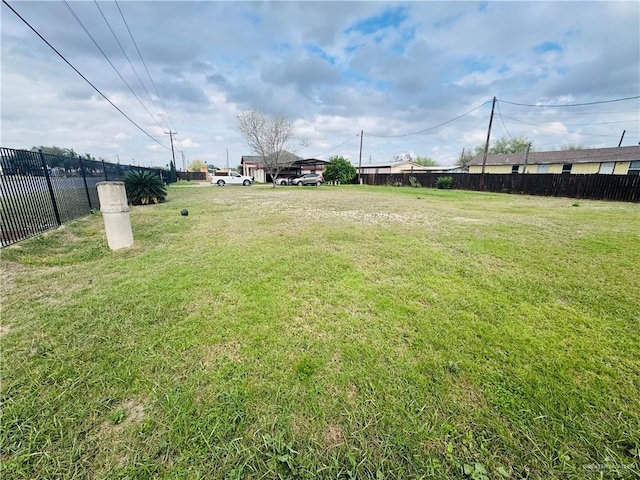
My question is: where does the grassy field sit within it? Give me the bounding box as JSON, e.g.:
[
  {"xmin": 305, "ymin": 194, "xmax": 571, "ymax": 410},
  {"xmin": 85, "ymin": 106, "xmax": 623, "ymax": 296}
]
[{"xmin": 1, "ymin": 184, "xmax": 639, "ymax": 479}]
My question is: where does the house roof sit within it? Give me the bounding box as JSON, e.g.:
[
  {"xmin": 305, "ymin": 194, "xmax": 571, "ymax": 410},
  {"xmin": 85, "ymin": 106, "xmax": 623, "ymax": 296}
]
[
  {"xmin": 467, "ymin": 145, "xmax": 640, "ymax": 166},
  {"xmin": 357, "ymin": 160, "xmax": 425, "ymax": 169},
  {"xmin": 241, "ymin": 151, "xmax": 301, "ymax": 167}
]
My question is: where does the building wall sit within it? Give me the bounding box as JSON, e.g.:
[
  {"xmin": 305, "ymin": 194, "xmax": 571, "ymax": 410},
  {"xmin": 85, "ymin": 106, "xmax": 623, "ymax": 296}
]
[
  {"xmin": 547, "ymin": 164, "xmax": 563, "ymax": 174},
  {"xmin": 571, "ymin": 162, "xmax": 600, "ymax": 174},
  {"xmin": 613, "ymin": 162, "xmax": 630, "ymax": 175}
]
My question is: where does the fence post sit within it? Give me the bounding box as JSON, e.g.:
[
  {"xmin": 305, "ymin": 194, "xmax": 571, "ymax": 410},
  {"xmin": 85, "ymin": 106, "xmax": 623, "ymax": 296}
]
[
  {"xmin": 38, "ymin": 149, "xmax": 62, "ymax": 226},
  {"xmin": 77, "ymin": 155, "xmax": 93, "ymax": 210},
  {"xmin": 102, "ymin": 160, "xmax": 108, "ymax": 181}
]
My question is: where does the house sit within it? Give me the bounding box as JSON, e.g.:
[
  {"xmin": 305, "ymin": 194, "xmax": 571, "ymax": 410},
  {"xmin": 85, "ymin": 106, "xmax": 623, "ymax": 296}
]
[
  {"xmin": 467, "ymin": 145, "xmax": 640, "ymax": 175},
  {"xmin": 400, "ymin": 165, "xmax": 467, "ymax": 174},
  {"xmin": 241, "ymin": 151, "xmax": 328, "ymax": 183},
  {"xmin": 357, "ymin": 160, "xmax": 425, "ymax": 175}
]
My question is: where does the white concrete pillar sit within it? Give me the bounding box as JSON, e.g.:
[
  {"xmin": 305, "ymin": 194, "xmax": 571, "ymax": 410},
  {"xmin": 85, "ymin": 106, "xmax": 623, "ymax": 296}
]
[{"xmin": 97, "ymin": 181, "xmax": 134, "ymax": 251}]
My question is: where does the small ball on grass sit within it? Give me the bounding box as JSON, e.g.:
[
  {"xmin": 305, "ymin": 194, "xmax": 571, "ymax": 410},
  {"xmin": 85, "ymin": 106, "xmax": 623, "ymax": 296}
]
[{"xmin": 180, "ymin": 209, "xmax": 189, "ymax": 216}]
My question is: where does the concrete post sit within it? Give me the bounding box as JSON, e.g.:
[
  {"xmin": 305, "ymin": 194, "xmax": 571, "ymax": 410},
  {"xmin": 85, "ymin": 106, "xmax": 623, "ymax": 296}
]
[{"xmin": 97, "ymin": 181, "xmax": 134, "ymax": 250}]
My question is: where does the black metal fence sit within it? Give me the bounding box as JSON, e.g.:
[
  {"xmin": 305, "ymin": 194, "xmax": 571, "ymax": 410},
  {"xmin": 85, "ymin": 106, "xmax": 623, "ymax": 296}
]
[
  {"xmin": 0, "ymin": 147, "xmax": 167, "ymax": 247},
  {"xmin": 362, "ymin": 172, "xmax": 640, "ymax": 202}
]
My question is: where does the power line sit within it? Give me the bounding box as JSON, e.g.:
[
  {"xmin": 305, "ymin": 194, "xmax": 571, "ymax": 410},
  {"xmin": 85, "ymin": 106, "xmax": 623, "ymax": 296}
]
[
  {"xmin": 308, "ymin": 133, "xmax": 360, "ymax": 158},
  {"xmin": 1, "ymin": 0, "xmax": 170, "ymax": 149},
  {"xmin": 496, "ymin": 100, "xmax": 514, "ymax": 140},
  {"xmin": 501, "ymin": 115, "xmax": 620, "ymax": 138},
  {"xmin": 498, "ymin": 95, "xmax": 640, "ymax": 108},
  {"xmin": 62, "ymin": 0, "xmax": 165, "ymax": 131},
  {"xmin": 115, "ymin": 0, "xmax": 177, "ymax": 133},
  {"xmin": 365, "ymin": 100, "xmax": 492, "ymax": 138},
  {"xmin": 93, "ymin": 0, "xmax": 170, "ymax": 131}
]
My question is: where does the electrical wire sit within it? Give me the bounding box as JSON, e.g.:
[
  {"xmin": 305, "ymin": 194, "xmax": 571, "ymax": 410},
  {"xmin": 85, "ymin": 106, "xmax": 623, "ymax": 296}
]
[
  {"xmin": 365, "ymin": 100, "xmax": 492, "ymax": 138},
  {"xmin": 93, "ymin": 0, "xmax": 170, "ymax": 131},
  {"xmin": 308, "ymin": 133, "xmax": 360, "ymax": 158},
  {"xmin": 498, "ymin": 95, "xmax": 640, "ymax": 108},
  {"xmin": 115, "ymin": 0, "xmax": 177, "ymax": 133},
  {"xmin": 496, "ymin": 100, "xmax": 514, "ymax": 140},
  {"xmin": 1, "ymin": 0, "xmax": 170, "ymax": 149},
  {"xmin": 500, "ymin": 115, "xmax": 620, "ymax": 138},
  {"xmin": 62, "ymin": 0, "xmax": 166, "ymax": 131}
]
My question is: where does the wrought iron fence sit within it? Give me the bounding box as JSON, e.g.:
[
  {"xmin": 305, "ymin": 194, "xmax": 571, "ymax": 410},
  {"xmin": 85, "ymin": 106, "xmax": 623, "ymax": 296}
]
[{"xmin": 0, "ymin": 147, "xmax": 167, "ymax": 247}]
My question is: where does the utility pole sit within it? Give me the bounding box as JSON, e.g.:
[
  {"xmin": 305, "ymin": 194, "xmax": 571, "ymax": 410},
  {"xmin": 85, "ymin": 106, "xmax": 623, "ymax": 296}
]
[
  {"xmin": 523, "ymin": 142, "xmax": 532, "ymax": 173},
  {"xmin": 358, "ymin": 130, "xmax": 363, "ymax": 184},
  {"xmin": 618, "ymin": 130, "xmax": 626, "ymax": 147},
  {"xmin": 459, "ymin": 147, "xmax": 465, "ymax": 167},
  {"xmin": 165, "ymin": 131, "xmax": 177, "ymax": 170},
  {"xmin": 180, "ymin": 150, "xmax": 186, "ymax": 172},
  {"xmin": 226, "ymin": 148, "xmax": 229, "ymax": 170},
  {"xmin": 480, "ymin": 97, "xmax": 496, "ymax": 188}
]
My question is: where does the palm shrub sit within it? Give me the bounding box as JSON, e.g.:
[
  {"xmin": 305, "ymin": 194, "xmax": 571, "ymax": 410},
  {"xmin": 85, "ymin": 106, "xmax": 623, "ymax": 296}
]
[
  {"xmin": 435, "ymin": 176, "xmax": 454, "ymax": 189},
  {"xmin": 122, "ymin": 170, "xmax": 167, "ymax": 205}
]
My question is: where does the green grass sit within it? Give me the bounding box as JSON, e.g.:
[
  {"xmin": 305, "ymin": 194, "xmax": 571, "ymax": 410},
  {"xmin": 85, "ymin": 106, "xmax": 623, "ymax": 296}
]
[{"xmin": 1, "ymin": 184, "xmax": 639, "ymax": 479}]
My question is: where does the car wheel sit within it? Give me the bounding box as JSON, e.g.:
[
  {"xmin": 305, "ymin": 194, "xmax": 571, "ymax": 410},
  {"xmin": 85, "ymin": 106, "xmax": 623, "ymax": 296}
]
[
  {"xmin": 316, "ymin": 181, "xmax": 321, "ymax": 186},
  {"xmin": 217, "ymin": 180, "xmax": 225, "ymax": 186},
  {"xmin": 243, "ymin": 180, "xmax": 251, "ymax": 186},
  {"xmin": 280, "ymin": 180, "xmax": 287, "ymax": 185},
  {"xmin": 297, "ymin": 181, "xmax": 304, "ymax": 186}
]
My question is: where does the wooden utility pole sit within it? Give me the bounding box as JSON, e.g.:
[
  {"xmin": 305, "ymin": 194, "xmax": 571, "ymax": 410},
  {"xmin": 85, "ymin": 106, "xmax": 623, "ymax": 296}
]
[
  {"xmin": 165, "ymin": 131, "xmax": 177, "ymax": 169},
  {"xmin": 523, "ymin": 142, "xmax": 532, "ymax": 173},
  {"xmin": 358, "ymin": 130, "xmax": 363, "ymax": 184},
  {"xmin": 618, "ymin": 130, "xmax": 626, "ymax": 147},
  {"xmin": 480, "ymin": 97, "xmax": 496, "ymax": 188}
]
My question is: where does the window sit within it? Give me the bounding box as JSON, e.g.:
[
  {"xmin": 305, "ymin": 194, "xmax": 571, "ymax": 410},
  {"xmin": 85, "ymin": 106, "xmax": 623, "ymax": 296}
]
[
  {"xmin": 511, "ymin": 164, "xmax": 519, "ymax": 173},
  {"xmin": 562, "ymin": 163, "xmax": 572, "ymax": 174},
  {"xmin": 538, "ymin": 164, "xmax": 549, "ymax": 174},
  {"xmin": 629, "ymin": 160, "xmax": 640, "ymax": 176},
  {"xmin": 599, "ymin": 162, "xmax": 614, "ymax": 174}
]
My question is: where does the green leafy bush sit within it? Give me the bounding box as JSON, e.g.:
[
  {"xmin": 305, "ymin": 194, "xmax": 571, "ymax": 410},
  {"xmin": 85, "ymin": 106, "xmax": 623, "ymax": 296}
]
[
  {"xmin": 436, "ymin": 176, "xmax": 454, "ymax": 189},
  {"xmin": 409, "ymin": 176, "xmax": 421, "ymax": 188},
  {"xmin": 123, "ymin": 170, "xmax": 167, "ymax": 205},
  {"xmin": 323, "ymin": 155, "xmax": 356, "ymax": 184}
]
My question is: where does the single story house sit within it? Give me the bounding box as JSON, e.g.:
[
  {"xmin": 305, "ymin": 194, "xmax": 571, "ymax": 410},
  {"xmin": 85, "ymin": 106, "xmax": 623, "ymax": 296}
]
[
  {"xmin": 357, "ymin": 160, "xmax": 425, "ymax": 175},
  {"xmin": 241, "ymin": 151, "xmax": 328, "ymax": 183},
  {"xmin": 400, "ymin": 165, "xmax": 467, "ymax": 174},
  {"xmin": 468, "ymin": 145, "xmax": 640, "ymax": 175}
]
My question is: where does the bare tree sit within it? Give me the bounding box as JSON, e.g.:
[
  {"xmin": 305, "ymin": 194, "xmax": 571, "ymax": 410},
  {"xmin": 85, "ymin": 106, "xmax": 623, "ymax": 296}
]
[{"xmin": 236, "ymin": 109, "xmax": 309, "ymax": 186}]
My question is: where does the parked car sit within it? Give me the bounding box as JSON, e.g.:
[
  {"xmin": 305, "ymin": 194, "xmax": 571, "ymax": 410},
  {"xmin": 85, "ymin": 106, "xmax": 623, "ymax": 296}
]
[
  {"xmin": 273, "ymin": 176, "xmax": 290, "ymax": 186},
  {"xmin": 210, "ymin": 171, "xmax": 253, "ymax": 186},
  {"xmin": 291, "ymin": 173, "xmax": 323, "ymax": 186}
]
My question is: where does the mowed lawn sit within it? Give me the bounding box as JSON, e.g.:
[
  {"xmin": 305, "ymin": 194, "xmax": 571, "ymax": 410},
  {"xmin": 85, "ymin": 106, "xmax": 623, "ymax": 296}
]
[{"xmin": 1, "ymin": 184, "xmax": 639, "ymax": 479}]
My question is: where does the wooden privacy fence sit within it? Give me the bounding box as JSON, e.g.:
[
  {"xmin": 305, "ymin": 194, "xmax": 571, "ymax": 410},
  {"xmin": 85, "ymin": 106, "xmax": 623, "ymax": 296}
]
[{"xmin": 363, "ymin": 172, "xmax": 640, "ymax": 202}]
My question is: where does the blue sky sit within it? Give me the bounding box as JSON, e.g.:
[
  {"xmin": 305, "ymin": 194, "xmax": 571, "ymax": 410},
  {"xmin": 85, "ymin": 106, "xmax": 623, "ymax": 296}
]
[{"xmin": 1, "ymin": 1, "xmax": 639, "ymax": 168}]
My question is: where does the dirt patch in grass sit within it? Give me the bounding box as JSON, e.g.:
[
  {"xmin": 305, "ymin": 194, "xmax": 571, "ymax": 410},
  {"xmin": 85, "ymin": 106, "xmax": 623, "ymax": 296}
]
[
  {"xmin": 201, "ymin": 341, "xmax": 243, "ymax": 366},
  {"xmin": 324, "ymin": 424, "xmax": 345, "ymax": 447},
  {"xmin": 0, "ymin": 324, "xmax": 12, "ymax": 338},
  {"xmin": 92, "ymin": 399, "xmax": 146, "ymax": 477},
  {"xmin": 0, "ymin": 260, "xmax": 30, "ymax": 292}
]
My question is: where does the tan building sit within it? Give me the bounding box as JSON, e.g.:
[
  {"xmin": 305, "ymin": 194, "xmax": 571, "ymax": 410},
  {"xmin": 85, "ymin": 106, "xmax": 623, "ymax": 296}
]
[
  {"xmin": 358, "ymin": 160, "xmax": 425, "ymax": 175},
  {"xmin": 468, "ymin": 145, "xmax": 640, "ymax": 175}
]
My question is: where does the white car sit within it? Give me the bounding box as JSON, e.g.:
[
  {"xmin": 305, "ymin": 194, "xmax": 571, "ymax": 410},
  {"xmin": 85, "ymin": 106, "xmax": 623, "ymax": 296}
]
[{"xmin": 210, "ymin": 171, "xmax": 253, "ymax": 186}]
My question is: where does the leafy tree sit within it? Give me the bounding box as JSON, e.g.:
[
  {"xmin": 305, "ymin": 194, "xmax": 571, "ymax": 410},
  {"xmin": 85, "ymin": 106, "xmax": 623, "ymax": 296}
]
[
  {"xmin": 470, "ymin": 136, "xmax": 535, "ymax": 158},
  {"xmin": 323, "ymin": 156, "xmax": 356, "ymax": 184},
  {"xmin": 236, "ymin": 109, "xmax": 310, "ymax": 187},
  {"xmin": 188, "ymin": 159, "xmax": 207, "ymax": 172},
  {"xmin": 414, "ymin": 155, "xmax": 438, "ymax": 166},
  {"xmin": 560, "ymin": 143, "xmax": 585, "ymax": 151},
  {"xmin": 123, "ymin": 170, "xmax": 167, "ymax": 205},
  {"xmin": 459, "ymin": 150, "xmax": 474, "ymax": 168}
]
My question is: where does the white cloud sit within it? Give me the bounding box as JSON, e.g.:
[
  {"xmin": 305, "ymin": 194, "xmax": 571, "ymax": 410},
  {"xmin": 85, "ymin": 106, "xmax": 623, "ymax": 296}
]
[{"xmin": 1, "ymin": 1, "xmax": 638, "ymax": 167}]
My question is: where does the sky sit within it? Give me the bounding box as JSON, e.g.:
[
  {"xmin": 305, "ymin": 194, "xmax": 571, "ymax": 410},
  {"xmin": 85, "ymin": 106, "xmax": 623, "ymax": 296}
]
[{"xmin": 1, "ymin": 1, "xmax": 639, "ymax": 169}]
